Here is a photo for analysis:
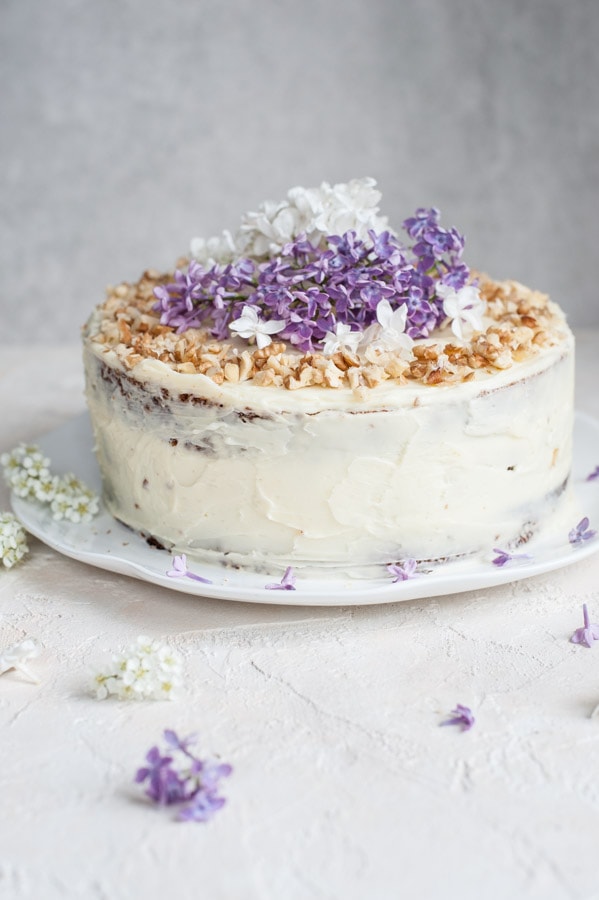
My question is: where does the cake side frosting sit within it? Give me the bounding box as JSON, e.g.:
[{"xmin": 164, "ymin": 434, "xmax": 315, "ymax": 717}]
[{"xmin": 83, "ymin": 322, "xmax": 574, "ymax": 571}]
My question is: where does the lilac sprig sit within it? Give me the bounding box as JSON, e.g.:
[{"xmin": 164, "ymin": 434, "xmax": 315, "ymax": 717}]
[
  {"xmin": 570, "ymin": 604, "xmax": 599, "ymax": 649},
  {"xmin": 135, "ymin": 729, "xmax": 232, "ymax": 822},
  {"xmin": 154, "ymin": 210, "xmax": 471, "ymax": 352},
  {"xmin": 166, "ymin": 554, "xmax": 212, "ymax": 584},
  {"xmin": 568, "ymin": 517, "xmax": 597, "ymax": 546},
  {"xmin": 440, "ymin": 704, "xmax": 475, "ymax": 732},
  {"xmin": 492, "ymin": 548, "xmax": 532, "ymax": 567}
]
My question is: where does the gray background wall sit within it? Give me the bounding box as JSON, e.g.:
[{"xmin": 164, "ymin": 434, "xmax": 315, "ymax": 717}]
[{"xmin": 1, "ymin": 0, "xmax": 598, "ymax": 344}]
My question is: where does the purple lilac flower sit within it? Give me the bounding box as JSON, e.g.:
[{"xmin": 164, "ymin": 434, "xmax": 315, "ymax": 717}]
[
  {"xmin": 154, "ymin": 210, "xmax": 471, "ymax": 351},
  {"xmin": 134, "ymin": 746, "xmax": 189, "ymax": 805},
  {"xmin": 166, "ymin": 554, "xmax": 212, "ymax": 584},
  {"xmin": 135, "ymin": 730, "xmax": 232, "ymax": 822},
  {"xmin": 492, "ymin": 548, "xmax": 532, "ymax": 567},
  {"xmin": 568, "ymin": 517, "xmax": 597, "ymax": 546},
  {"xmin": 570, "ymin": 604, "xmax": 599, "ymax": 648},
  {"xmin": 586, "ymin": 466, "xmax": 599, "ymax": 482},
  {"xmin": 178, "ymin": 789, "xmax": 228, "ymax": 823},
  {"xmin": 387, "ymin": 559, "xmax": 417, "ymax": 582},
  {"xmin": 440, "ymin": 704, "xmax": 475, "ymax": 732},
  {"xmin": 265, "ymin": 566, "xmax": 296, "ymax": 591}
]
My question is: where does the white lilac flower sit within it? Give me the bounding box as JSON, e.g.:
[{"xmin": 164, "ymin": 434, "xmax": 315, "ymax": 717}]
[
  {"xmin": 190, "ymin": 229, "xmax": 236, "ymax": 267},
  {"xmin": 322, "ymin": 322, "xmax": 363, "ymax": 357},
  {"xmin": 437, "ymin": 283, "xmax": 485, "ymax": 340},
  {"xmin": 0, "ymin": 638, "xmax": 40, "ymax": 682},
  {"xmin": 0, "ymin": 513, "xmax": 29, "ymax": 569},
  {"xmin": 372, "ymin": 299, "xmax": 414, "ymax": 356},
  {"xmin": 314, "ymin": 177, "xmax": 386, "ymax": 241},
  {"xmin": 228, "ymin": 304, "xmax": 286, "ymax": 350},
  {"xmin": 91, "ymin": 635, "xmax": 183, "ymax": 701},
  {"xmin": 193, "ymin": 178, "xmax": 389, "ymax": 263}
]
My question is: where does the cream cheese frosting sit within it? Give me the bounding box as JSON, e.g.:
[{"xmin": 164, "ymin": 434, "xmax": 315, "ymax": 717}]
[{"xmin": 83, "ymin": 320, "xmax": 574, "ymax": 573}]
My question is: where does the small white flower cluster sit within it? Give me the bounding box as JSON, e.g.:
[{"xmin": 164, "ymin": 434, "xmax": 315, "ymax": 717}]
[
  {"xmin": 1, "ymin": 445, "xmax": 99, "ymax": 523},
  {"xmin": 91, "ymin": 636, "xmax": 183, "ymax": 701},
  {"xmin": 0, "ymin": 512, "xmax": 29, "ymax": 569},
  {"xmin": 49, "ymin": 473, "xmax": 99, "ymax": 523},
  {"xmin": 191, "ymin": 177, "xmax": 389, "ymax": 266}
]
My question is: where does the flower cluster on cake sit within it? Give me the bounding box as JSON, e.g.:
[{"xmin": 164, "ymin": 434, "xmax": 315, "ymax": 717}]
[{"xmin": 83, "ymin": 179, "xmax": 574, "ymax": 575}]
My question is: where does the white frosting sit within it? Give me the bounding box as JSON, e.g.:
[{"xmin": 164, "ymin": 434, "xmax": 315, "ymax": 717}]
[{"xmin": 83, "ymin": 328, "xmax": 575, "ymax": 574}]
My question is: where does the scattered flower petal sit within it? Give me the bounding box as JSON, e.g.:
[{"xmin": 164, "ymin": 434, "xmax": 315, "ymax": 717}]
[
  {"xmin": 387, "ymin": 559, "xmax": 417, "ymax": 582},
  {"xmin": 586, "ymin": 466, "xmax": 599, "ymax": 482},
  {"xmin": 440, "ymin": 704, "xmax": 475, "ymax": 731},
  {"xmin": 568, "ymin": 517, "xmax": 597, "ymax": 545},
  {"xmin": 265, "ymin": 566, "xmax": 296, "ymax": 591},
  {"xmin": 166, "ymin": 554, "xmax": 212, "ymax": 584},
  {"xmin": 0, "ymin": 638, "xmax": 40, "ymax": 683},
  {"xmin": 135, "ymin": 730, "xmax": 232, "ymax": 822},
  {"xmin": 491, "ymin": 548, "xmax": 532, "ymax": 567},
  {"xmin": 91, "ymin": 636, "xmax": 183, "ymax": 701},
  {"xmin": 570, "ymin": 604, "xmax": 599, "ymax": 648}
]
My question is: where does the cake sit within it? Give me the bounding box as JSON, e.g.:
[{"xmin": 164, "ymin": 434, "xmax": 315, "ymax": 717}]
[{"xmin": 82, "ymin": 178, "xmax": 574, "ymax": 576}]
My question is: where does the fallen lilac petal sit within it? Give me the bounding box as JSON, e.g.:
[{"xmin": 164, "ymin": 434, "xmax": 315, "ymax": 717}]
[
  {"xmin": 163, "ymin": 729, "xmax": 199, "ymax": 754},
  {"xmin": 570, "ymin": 603, "xmax": 599, "ymax": 648},
  {"xmin": 492, "ymin": 548, "xmax": 532, "ymax": 567},
  {"xmin": 166, "ymin": 554, "xmax": 212, "ymax": 584},
  {"xmin": 265, "ymin": 566, "xmax": 296, "ymax": 590},
  {"xmin": 586, "ymin": 466, "xmax": 599, "ymax": 482},
  {"xmin": 387, "ymin": 558, "xmax": 417, "ymax": 582},
  {"xmin": 440, "ymin": 703, "xmax": 475, "ymax": 731},
  {"xmin": 178, "ymin": 790, "xmax": 227, "ymax": 823},
  {"xmin": 568, "ymin": 517, "xmax": 597, "ymax": 545}
]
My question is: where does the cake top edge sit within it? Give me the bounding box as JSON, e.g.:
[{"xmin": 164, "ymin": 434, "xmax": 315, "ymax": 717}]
[{"xmin": 83, "ymin": 177, "xmax": 572, "ymax": 393}]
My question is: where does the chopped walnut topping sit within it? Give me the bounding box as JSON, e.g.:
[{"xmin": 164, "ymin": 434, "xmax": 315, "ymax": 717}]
[{"xmin": 83, "ymin": 269, "xmax": 570, "ymax": 391}]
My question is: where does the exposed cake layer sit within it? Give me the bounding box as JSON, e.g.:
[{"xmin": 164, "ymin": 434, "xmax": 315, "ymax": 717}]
[{"xmin": 83, "ymin": 327, "xmax": 574, "ymax": 573}]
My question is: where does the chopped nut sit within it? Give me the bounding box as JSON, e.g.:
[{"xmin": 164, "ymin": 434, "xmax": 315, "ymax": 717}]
[{"xmin": 224, "ymin": 362, "xmax": 240, "ymax": 383}]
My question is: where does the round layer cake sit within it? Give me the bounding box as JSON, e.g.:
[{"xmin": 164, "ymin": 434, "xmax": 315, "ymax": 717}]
[{"xmin": 82, "ymin": 181, "xmax": 574, "ymax": 574}]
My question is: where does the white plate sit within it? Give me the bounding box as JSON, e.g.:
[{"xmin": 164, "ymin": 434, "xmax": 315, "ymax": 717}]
[{"xmin": 10, "ymin": 412, "xmax": 599, "ymax": 606}]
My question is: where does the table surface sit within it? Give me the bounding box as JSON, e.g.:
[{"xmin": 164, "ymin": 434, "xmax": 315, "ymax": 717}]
[{"xmin": 2, "ymin": 334, "xmax": 599, "ymax": 900}]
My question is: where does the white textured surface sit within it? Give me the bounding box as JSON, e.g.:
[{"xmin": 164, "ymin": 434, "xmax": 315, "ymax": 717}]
[{"xmin": 2, "ymin": 336, "xmax": 599, "ymax": 900}]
